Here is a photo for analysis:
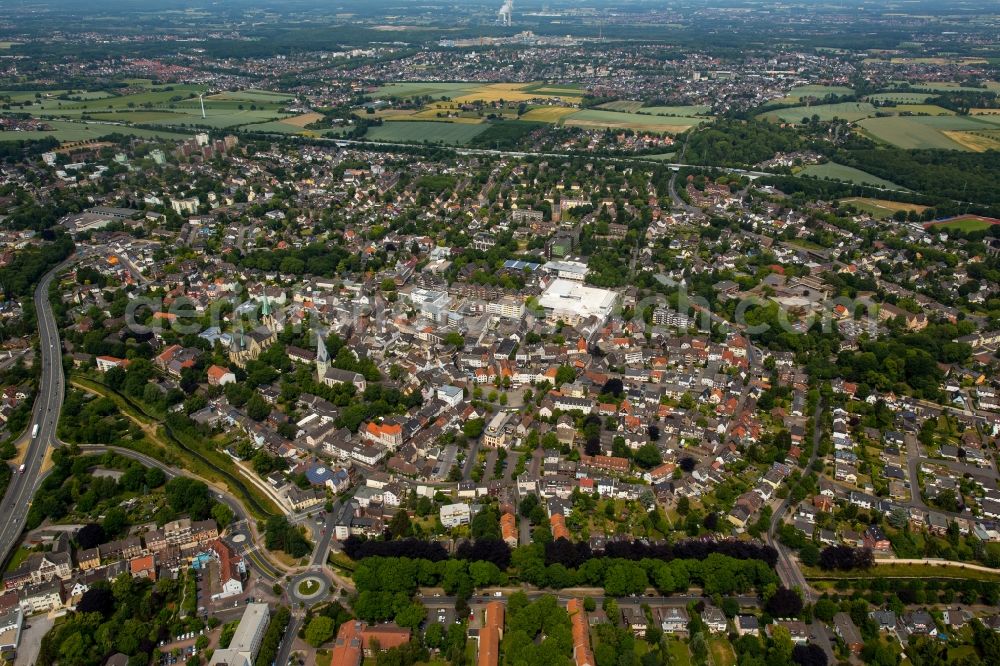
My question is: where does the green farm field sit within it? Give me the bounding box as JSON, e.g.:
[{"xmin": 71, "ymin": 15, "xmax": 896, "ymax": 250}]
[
  {"xmin": 206, "ymin": 89, "xmax": 293, "ymax": 103},
  {"xmin": 374, "ymin": 82, "xmax": 484, "ymax": 99},
  {"xmin": 798, "ymin": 162, "xmax": 903, "ymax": 189},
  {"xmin": 238, "ymin": 120, "xmax": 348, "ymax": 137},
  {"xmin": 83, "ymin": 107, "xmax": 292, "ymax": 129},
  {"xmin": 759, "ymin": 101, "xmax": 876, "ymax": 123},
  {"xmin": 641, "ymin": 105, "xmax": 712, "ymax": 117},
  {"xmin": 786, "ymin": 84, "xmax": 854, "ymax": 98},
  {"xmin": 839, "ymin": 197, "xmax": 928, "ymax": 219},
  {"xmin": 866, "ymin": 92, "xmax": 935, "ymax": 103},
  {"xmin": 364, "ymin": 120, "xmax": 488, "ymax": 144},
  {"xmin": 0, "ymin": 120, "xmax": 190, "ymax": 143},
  {"xmin": 857, "ymin": 114, "xmax": 1000, "ymax": 150},
  {"xmin": 4, "ymin": 84, "xmax": 293, "ymax": 132},
  {"xmin": 910, "ymin": 81, "xmax": 1000, "ymax": 93},
  {"xmin": 888, "ymin": 104, "xmax": 954, "ymax": 116},
  {"xmin": 596, "ymin": 101, "xmax": 711, "ymax": 117},
  {"xmin": 765, "ymin": 85, "xmax": 855, "ymax": 105},
  {"xmin": 0, "ymin": 80, "xmax": 292, "ymax": 134},
  {"xmin": 564, "ymin": 109, "xmax": 707, "ymax": 132}
]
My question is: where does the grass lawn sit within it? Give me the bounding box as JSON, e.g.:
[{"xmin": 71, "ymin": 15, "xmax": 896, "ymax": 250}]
[
  {"xmin": 641, "ymin": 152, "xmax": 677, "ymax": 161},
  {"xmin": 328, "ymin": 552, "xmax": 357, "ymax": 572},
  {"xmin": 4, "ymin": 546, "xmax": 30, "ymax": 572},
  {"xmin": 948, "ymin": 646, "xmax": 977, "ymax": 661},
  {"xmin": 708, "ymin": 637, "xmax": 736, "ymax": 666},
  {"xmin": 298, "ymin": 579, "xmax": 320, "ymax": 596},
  {"xmin": 803, "ymin": 562, "xmax": 1000, "ymax": 583},
  {"xmin": 797, "ymin": 162, "xmax": 903, "ymax": 189},
  {"xmin": 666, "ymin": 637, "xmax": 692, "ymax": 666}
]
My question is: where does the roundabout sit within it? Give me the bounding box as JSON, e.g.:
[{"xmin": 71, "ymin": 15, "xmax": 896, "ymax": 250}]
[
  {"xmin": 288, "ymin": 569, "xmax": 331, "ymax": 606},
  {"xmin": 298, "ymin": 579, "xmax": 320, "ymax": 596}
]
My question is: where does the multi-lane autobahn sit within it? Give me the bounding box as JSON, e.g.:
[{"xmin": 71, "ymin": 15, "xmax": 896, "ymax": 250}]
[{"xmin": 0, "ymin": 261, "xmax": 68, "ymax": 567}]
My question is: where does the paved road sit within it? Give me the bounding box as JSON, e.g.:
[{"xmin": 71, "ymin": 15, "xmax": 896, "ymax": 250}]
[
  {"xmin": 0, "ymin": 260, "xmax": 71, "ymax": 567},
  {"xmin": 78, "ymin": 445, "xmax": 284, "ymax": 582},
  {"xmin": 274, "ymin": 615, "xmax": 301, "ymax": 666},
  {"xmin": 112, "ymin": 251, "xmax": 149, "ymax": 286},
  {"xmin": 462, "ymin": 436, "xmax": 482, "ymax": 482},
  {"xmin": 767, "ymin": 402, "xmax": 823, "ymax": 604},
  {"xmin": 310, "ymin": 506, "xmax": 339, "ymax": 567},
  {"xmin": 518, "ymin": 515, "xmax": 531, "ymax": 547}
]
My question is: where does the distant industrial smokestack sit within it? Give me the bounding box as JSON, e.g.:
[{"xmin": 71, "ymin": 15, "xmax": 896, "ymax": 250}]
[{"xmin": 498, "ymin": 0, "xmax": 513, "ymax": 27}]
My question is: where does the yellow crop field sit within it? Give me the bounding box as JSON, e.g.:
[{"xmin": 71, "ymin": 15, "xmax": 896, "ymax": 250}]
[
  {"xmin": 971, "ymin": 109, "xmax": 1000, "ymax": 115},
  {"xmin": 520, "ymin": 106, "xmax": 578, "ymax": 122},
  {"xmin": 453, "ymin": 89, "xmax": 540, "ymax": 103},
  {"xmin": 449, "ymin": 82, "xmax": 581, "ymax": 104},
  {"xmin": 282, "ymin": 112, "xmax": 323, "ymax": 128},
  {"xmin": 941, "ymin": 130, "xmax": 1000, "ymax": 152}
]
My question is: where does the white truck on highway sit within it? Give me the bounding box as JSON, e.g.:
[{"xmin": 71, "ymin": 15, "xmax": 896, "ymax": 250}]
[
  {"xmin": 18, "ymin": 464, "xmax": 24, "ymax": 474},
  {"xmin": 31, "ymin": 424, "xmax": 39, "ymax": 439}
]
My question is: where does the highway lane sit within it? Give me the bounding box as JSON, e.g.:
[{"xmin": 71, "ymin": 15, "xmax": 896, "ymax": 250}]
[{"xmin": 0, "ymin": 260, "xmax": 71, "ymax": 567}]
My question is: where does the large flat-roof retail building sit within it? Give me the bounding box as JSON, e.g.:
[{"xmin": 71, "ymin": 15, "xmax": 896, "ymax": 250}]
[{"xmin": 537, "ymin": 278, "xmax": 618, "ymax": 325}]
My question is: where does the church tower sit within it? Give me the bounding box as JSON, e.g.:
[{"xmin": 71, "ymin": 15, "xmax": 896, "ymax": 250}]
[
  {"xmin": 316, "ymin": 331, "xmax": 329, "ymax": 383},
  {"xmin": 261, "ymin": 293, "xmax": 278, "ymax": 333}
]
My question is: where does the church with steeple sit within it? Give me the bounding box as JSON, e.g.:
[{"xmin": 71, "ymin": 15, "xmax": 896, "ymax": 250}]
[
  {"xmin": 315, "ymin": 332, "xmax": 329, "ymax": 381},
  {"xmin": 229, "ymin": 293, "xmax": 281, "ymax": 368},
  {"xmin": 314, "ymin": 330, "xmax": 366, "ymax": 391}
]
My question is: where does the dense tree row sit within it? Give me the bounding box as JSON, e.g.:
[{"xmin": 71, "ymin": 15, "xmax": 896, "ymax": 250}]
[
  {"xmin": 254, "ymin": 607, "xmax": 290, "ymax": 666},
  {"xmin": 545, "ymin": 536, "xmax": 778, "ymax": 569},
  {"xmin": 344, "ymin": 536, "xmax": 449, "ymax": 561},
  {"xmin": 818, "ymin": 545, "xmax": 875, "ymax": 571}
]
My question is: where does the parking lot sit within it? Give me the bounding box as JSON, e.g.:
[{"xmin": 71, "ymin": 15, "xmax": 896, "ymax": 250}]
[
  {"xmin": 426, "ymin": 604, "xmax": 455, "ymax": 627},
  {"xmin": 157, "ymin": 630, "xmax": 203, "ymax": 665}
]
